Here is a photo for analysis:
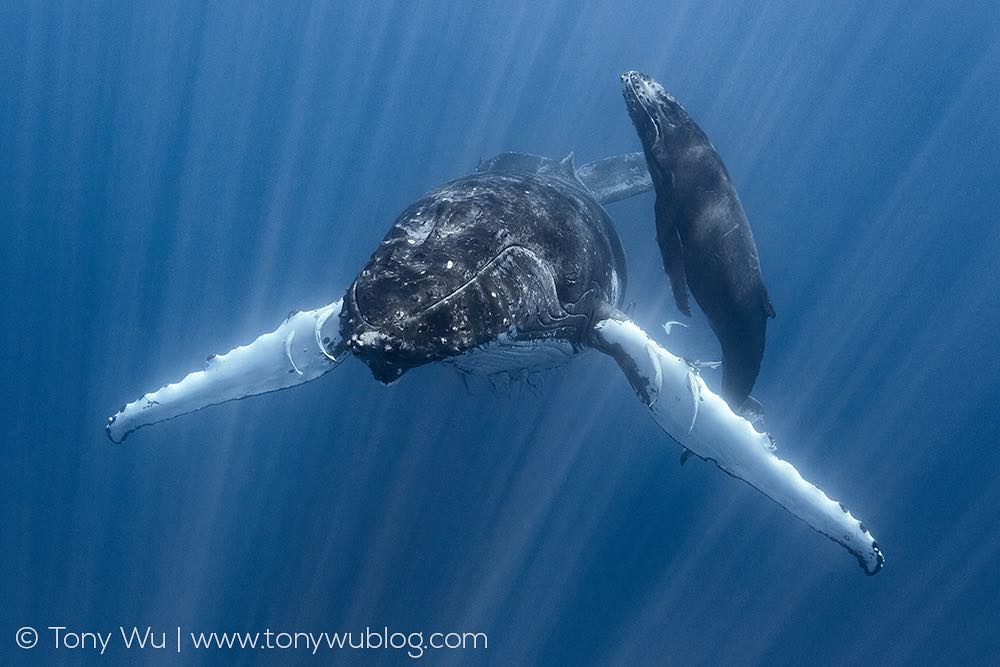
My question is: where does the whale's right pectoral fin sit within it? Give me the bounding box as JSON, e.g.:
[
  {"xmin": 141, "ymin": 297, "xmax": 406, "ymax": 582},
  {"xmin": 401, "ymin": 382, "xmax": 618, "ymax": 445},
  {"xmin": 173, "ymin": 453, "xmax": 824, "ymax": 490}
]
[
  {"xmin": 590, "ymin": 312, "xmax": 884, "ymax": 575},
  {"xmin": 106, "ymin": 299, "xmax": 348, "ymax": 444}
]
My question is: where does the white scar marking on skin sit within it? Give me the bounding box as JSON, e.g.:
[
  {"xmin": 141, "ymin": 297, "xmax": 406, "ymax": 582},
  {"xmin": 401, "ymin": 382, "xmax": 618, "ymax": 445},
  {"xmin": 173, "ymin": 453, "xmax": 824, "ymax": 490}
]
[
  {"xmin": 284, "ymin": 330, "xmax": 303, "ymax": 375},
  {"xmin": 645, "ymin": 342, "xmax": 663, "ymax": 405},
  {"xmin": 687, "ymin": 371, "xmax": 701, "ymax": 433},
  {"xmin": 663, "ymin": 320, "xmax": 689, "ymax": 335}
]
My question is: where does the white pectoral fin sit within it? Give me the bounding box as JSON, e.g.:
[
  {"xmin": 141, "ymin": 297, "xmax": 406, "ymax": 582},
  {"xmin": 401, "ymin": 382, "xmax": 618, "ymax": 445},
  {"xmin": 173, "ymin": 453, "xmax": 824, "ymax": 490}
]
[
  {"xmin": 106, "ymin": 299, "xmax": 347, "ymax": 444},
  {"xmin": 592, "ymin": 316, "xmax": 884, "ymax": 575}
]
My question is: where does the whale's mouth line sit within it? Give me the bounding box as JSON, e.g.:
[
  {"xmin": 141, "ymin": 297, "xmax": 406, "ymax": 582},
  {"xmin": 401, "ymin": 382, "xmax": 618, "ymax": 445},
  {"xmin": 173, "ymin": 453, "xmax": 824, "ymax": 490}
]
[
  {"xmin": 350, "ymin": 281, "xmax": 376, "ymax": 330},
  {"xmin": 412, "ymin": 243, "xmax": 542, "ymax": 319},
  {"xmin": 349, "ymin": 244, "xmax": 546, "ymax": 348}
]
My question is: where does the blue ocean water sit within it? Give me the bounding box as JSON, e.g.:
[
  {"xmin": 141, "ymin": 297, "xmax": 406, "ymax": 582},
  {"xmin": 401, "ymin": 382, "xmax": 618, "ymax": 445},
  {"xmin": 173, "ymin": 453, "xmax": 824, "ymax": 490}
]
[{"xmin": 3, "ymin": 1, "xmax": 999, "ymax": 664}]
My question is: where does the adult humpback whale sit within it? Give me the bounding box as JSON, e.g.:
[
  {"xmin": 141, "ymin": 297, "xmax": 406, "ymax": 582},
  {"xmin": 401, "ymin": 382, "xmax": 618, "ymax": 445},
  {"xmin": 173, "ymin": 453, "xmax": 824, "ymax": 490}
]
[
  {"xmin": 339, "ymin": 152, "xmax": 627, "ymax": 384},
  {"xmin": 622, "ymin": 71, "xmax": 775, "ymax": 413},
  {"xmin": 106, "ymin": 112, "xmax": 882, "ymax": 575}
]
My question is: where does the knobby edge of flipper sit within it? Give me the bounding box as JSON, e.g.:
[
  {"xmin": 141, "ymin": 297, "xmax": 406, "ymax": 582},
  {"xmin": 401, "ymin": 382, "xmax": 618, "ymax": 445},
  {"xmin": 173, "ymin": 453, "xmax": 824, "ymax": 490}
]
[
  {"xmin": 106, "ymin": 299, "xmax": 349, "ymax": 444},
  {"xmin": 589, "ymin": 309, "xmax": 884, "ymax": 575},
  {"xmin": 740, "ymin": 395, "xmax": 765, "ymax": 427}
]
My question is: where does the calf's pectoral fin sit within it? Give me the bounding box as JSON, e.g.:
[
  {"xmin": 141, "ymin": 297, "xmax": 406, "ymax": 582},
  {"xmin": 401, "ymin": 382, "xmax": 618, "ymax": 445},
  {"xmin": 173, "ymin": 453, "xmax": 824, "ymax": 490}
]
[
  {"xmin": 590, "ymin": 311, "xmax": 884, "ymax": 575},
  {"xmin": 105, "ymin": 298, "xmax": 349, "ymax": 444},
  {"xmin": 719, "ymin": 327, "xmax": 765, "ymax": 412},
  {"xmin": 655, "ymin": 202, "xmax": 691, "ymax": 317}
]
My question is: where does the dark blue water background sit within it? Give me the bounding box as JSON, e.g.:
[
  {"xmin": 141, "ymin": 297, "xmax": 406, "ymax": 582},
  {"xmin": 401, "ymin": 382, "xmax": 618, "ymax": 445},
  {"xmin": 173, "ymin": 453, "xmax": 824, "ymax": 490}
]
[{"xmin": 3, "ymin": 1, "xmax": 999, "ymax": 664}]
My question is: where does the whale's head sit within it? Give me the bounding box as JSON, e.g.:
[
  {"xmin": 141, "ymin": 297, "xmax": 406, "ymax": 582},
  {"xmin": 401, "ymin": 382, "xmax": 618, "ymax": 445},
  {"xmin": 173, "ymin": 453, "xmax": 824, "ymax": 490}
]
[
  {"xmin": 340, "ymin": 253, "xmax": 460, "ymax": 384},
  {"xmin": 338, "ymin": 183, "xmax": 509, "ymax": 384},
  {"xmin": 621, "ymin": 71, "xmax": 693, "ymax": 151}
]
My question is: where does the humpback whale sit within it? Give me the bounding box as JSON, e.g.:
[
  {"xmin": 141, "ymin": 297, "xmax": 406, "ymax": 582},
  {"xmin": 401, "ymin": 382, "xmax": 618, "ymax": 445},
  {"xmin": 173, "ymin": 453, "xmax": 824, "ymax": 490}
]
[
  {"xmin": 340, "ymin": 153, "xmax": 626, "ymax": 383},
  {"xmin": 622, "ymin": 71, "xmax": 775, "ymax": 413},
  {"xmin": 106, "ymin": 97, "xmax": 883, "ymax": 575}
]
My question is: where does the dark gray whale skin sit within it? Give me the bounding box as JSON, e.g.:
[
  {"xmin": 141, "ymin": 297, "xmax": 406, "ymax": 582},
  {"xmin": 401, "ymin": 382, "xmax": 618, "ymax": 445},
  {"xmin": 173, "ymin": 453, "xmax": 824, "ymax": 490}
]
[
  {"xmin": 622, "ymin": 71, "xmax": 774, "ymax": 411},
  {"xmin": 339, "ymin": 154, "xmax": 627, "ymax": 383}
]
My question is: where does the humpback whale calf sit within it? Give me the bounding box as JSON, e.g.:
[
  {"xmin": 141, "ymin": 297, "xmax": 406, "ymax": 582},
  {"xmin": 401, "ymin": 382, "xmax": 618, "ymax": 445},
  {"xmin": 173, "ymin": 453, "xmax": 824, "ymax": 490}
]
[
  {"xmin": 106, "ymin": 97, "xmax": 882, "ymax": 574},
  {"xmin": 622, "ymin": 71, "xmax": 775, "ymax": 413}
]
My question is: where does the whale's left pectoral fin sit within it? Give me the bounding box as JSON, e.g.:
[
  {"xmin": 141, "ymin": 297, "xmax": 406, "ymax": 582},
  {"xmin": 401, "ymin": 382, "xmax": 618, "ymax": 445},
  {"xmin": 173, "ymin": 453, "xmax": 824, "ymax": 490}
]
[
  {"xmin": 106, "ymin": 299, "xmax": 348, "ymax": 443},
  {"xmin": 577, "ymin": 152, "xmax": 653, "ymax": 204},
  {"xmin": 591, "ymin": 312, "xmax": 884, "ymax": 575}
]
